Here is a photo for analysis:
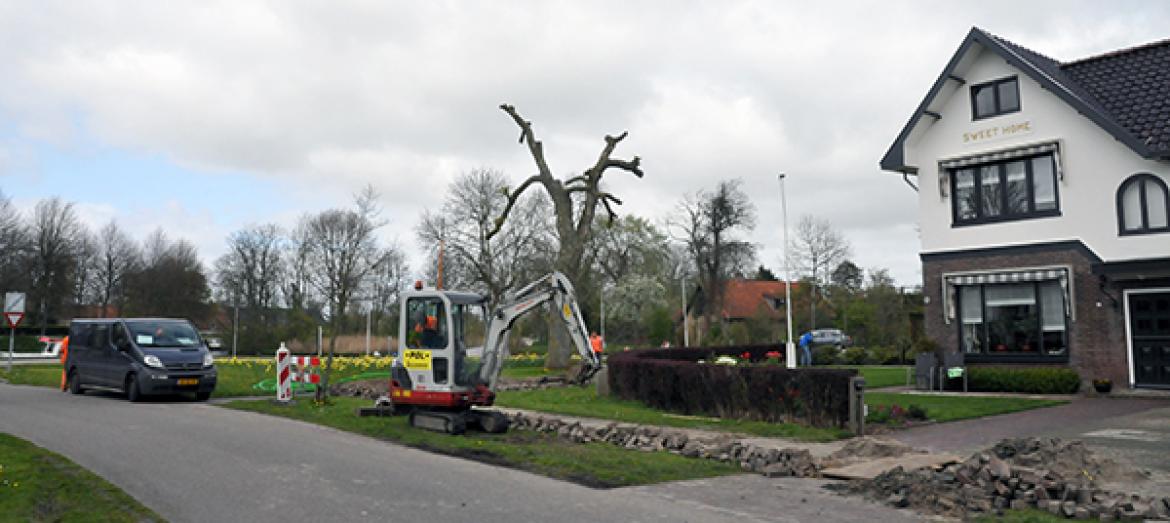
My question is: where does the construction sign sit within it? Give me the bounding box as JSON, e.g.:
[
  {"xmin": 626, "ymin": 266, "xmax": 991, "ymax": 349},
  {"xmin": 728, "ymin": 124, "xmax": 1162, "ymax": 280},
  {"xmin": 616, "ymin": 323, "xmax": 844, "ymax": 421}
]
[{"xmin": 402, "ymin": 349, "xmax": 432, "ymax": 371}]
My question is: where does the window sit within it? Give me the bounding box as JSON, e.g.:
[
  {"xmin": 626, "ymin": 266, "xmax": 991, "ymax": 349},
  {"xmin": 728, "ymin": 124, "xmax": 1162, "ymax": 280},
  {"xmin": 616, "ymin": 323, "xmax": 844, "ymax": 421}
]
[
  {"xmin": 971, "ymin": 76, "xmax": 1020, "ymax": 119},
  {"xmin": 950, "ymin": 153, "xmax": 1060, "ymax": 225},
  {"xmin": 1116, "ymin": 173, "xmax": 1170, "ymax": 235},
  {"xmin": 957, "ymin": 281, "xmax": 1067, "ymax": 360}
]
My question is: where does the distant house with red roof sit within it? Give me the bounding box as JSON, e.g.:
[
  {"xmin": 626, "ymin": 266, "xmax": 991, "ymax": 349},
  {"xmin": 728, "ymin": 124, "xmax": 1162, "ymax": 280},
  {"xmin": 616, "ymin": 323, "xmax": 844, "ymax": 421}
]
[{"xmin": 689, "ymin": 278, "xmax": 801, "ymax": 325}]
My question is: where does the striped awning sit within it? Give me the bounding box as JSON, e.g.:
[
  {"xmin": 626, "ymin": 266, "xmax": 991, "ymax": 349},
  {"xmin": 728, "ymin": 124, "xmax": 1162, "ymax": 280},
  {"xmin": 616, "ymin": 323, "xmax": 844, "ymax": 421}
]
[
  {"xmin": 943, "ymin": 268, "xmax": 1071, "ymax": 322},
  {"xmin": 937, "ymin": 141, "xmax": 1063, "ymax": 196}
]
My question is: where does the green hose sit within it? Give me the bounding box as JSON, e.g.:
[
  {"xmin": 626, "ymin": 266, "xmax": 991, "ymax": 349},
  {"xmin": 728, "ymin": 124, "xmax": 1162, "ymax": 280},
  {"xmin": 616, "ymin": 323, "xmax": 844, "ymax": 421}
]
[{"xmin": 250, "ymin": 371, "xmax": 391, "ymax": 393}]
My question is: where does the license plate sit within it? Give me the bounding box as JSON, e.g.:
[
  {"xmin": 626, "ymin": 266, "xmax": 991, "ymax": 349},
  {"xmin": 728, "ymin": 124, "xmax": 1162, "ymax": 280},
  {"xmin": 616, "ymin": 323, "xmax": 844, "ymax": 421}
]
[{"xmin": 177, "ymin": 378, "xmax": 199, "ymax": 386}]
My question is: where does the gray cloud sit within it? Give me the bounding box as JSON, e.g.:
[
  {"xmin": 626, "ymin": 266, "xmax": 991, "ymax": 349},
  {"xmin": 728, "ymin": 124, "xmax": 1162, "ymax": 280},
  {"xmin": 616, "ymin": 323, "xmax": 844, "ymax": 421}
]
[{"xmin": 0, "ymin": 0, "xmax": 1165, "ymax": 283}]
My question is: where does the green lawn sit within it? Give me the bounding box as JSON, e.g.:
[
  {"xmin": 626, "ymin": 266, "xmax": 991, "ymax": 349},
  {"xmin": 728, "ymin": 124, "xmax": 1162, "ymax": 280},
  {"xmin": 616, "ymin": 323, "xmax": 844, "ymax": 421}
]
[
  {"xmin": 865, "ymin": 392, "xmax": 1066, "ymax": 423},
  {"xmin": 0, "ymin": 364, "xmax": 63, "ymax": 388},
  {"xmin": 495, "ymin": 386, "xmax": 850, "ymax": 441},
  {"xmin": 500, "ymin": 366, "xmax": 560, "ymax": 379},
  {"xmin": 0, "ymin": 432, "xmax": 163, "ymax": 522},
  {"xmin": 224, "ymin": 397, "xmax": 741, "ymax": 487}
]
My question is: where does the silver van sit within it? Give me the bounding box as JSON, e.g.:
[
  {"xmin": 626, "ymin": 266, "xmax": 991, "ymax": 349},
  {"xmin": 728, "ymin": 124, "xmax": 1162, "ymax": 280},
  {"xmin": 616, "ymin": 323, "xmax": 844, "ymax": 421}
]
[{"xmin": 64, "ymin": 318, "xmax": 218, "ymax": 401}]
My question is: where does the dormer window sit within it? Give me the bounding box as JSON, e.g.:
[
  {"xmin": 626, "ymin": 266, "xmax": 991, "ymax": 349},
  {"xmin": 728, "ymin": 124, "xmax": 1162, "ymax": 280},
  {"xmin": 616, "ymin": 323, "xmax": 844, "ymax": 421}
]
[
  {"xmin": 971, "ymin": 76, "xmax": 1020, "ymax": 120},
  {"xmin": 1117, "ymin": 173, "xmax": 1170, "ymax": 235}
]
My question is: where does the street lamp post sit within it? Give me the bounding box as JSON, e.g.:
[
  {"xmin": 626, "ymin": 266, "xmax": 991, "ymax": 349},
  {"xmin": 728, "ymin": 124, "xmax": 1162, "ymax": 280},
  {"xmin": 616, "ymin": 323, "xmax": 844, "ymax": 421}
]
[
  {"xmin": 779, "ymin": 173, "xmax": 796, "ymax": 369},
  {"xmin": 680, "ymin": 276, "xmax": 689, "ymax": 347}
]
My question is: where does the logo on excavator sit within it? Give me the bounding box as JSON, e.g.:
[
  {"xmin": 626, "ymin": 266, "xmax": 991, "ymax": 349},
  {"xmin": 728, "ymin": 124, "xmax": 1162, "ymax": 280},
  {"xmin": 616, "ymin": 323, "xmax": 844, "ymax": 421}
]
[
  {"xmin": 402, "ymin": 349, "xmax": 432, "ymax": 371},
  {"xmin": 562, "ymin": 303, "xmax": 572, "ymax": 320}
]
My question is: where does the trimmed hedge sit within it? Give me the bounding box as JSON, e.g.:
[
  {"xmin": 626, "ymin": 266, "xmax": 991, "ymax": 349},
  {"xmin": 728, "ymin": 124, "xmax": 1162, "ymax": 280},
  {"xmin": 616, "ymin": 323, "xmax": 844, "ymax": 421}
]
[
  {"xmin": 965, "ymin": 367, "xmax": 1081, "ymax": 394},
  {"xmin": 607, "ymin": 345, "xmax": 857, "ymax": 428}
]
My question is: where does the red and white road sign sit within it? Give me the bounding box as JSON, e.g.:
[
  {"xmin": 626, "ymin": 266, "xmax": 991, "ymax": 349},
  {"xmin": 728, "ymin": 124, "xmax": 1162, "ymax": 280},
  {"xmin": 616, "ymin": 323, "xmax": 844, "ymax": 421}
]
[{"xmin": 4, "ymin": 312, "xmax": 23, "ymax": 328}]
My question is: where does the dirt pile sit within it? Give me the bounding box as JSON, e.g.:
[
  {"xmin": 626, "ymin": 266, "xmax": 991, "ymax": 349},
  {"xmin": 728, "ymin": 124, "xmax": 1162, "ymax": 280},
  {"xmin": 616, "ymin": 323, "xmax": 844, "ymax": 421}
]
[
  {"xmin": 330, "ymin": 379, "xmax": 389, "ymax": 399},
  {"xmin": 846, "ymin": 437, "xmax": 1167, "ymax": 520},
  {"xmin": 823, "ymin": 437, "xmax": 920, "ymax": 467}
]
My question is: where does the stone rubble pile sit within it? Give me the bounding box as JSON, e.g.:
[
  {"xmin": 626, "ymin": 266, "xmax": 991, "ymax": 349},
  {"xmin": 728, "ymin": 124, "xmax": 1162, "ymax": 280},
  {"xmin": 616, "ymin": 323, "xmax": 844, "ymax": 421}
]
[
  {"xmin": 505, "ymin": 411, "xmax": 819, "ymax": 478},
  {"xmin": 850, "ymin": 437, "xmax": 1167, "ymax": 521},
  {"xmin": 493, "ymin": 376, "xmax": 570, "ymax": 392}
]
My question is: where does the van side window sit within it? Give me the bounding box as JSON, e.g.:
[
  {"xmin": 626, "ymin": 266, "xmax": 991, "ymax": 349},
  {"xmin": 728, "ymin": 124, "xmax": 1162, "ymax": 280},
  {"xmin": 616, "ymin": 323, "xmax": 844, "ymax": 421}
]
[
  {"xmin": 71, "ymin": 324, "xmax": 94, "ymax": 351},
  {"xmin": 90, "ymin": 324, "xmax": 110, "ymax": 349},
  {"xmin": 112, "ymin": 324, "xmax": 131, "ymax": 351}
]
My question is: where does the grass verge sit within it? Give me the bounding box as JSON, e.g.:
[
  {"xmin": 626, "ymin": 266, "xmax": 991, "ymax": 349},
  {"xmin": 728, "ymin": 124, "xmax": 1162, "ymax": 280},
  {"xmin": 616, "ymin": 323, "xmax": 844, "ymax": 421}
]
[
  {"xmin": 495, "ymin": 386, "xmax": 850, "ymax": 441},
  {"xmin": 865, "ymin": 392, "xmax": 1066, "ymax": 423},
  {"xmin": 975, "ymin": 509, "xmax": 1067, "ymax": 522},
  {"xmin": 0, "ymin": 432, "xmax": 163, "ymax": 522},
  {"xmin": 851, "ymin": 366, "xmax": 910, "ymax": 389},
  {"xmin": 223, "ymin": 397, "xmax": 741, "ymax": 487}
]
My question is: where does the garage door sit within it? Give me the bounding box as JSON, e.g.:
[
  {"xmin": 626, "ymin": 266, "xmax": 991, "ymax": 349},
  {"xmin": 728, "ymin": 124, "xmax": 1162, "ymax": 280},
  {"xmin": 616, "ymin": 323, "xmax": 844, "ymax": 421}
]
[{"xmin": 1129, "ymin": 291, "xmax": 1170, "ymax": 389}]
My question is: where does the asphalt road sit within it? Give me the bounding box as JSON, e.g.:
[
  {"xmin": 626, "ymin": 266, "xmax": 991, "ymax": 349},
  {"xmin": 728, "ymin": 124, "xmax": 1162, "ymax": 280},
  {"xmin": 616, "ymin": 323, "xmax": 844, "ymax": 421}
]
[{"xmin": 0, "ymin": 383, "xmax": 918, "ymax": 523}]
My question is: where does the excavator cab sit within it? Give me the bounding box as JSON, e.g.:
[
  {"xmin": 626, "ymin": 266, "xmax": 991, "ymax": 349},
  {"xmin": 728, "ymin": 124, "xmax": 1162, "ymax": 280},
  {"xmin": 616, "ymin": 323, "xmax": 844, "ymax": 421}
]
[{"xmin": 396, "ymin": 289, "xmax": 489, "ymax": 400}]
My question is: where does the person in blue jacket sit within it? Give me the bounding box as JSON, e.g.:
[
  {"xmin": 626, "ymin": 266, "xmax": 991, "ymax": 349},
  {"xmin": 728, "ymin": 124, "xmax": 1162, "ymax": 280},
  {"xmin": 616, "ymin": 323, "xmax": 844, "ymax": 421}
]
[{"xmin": 798, "ymin": 331, "xmax": 814, "ymax": 366}]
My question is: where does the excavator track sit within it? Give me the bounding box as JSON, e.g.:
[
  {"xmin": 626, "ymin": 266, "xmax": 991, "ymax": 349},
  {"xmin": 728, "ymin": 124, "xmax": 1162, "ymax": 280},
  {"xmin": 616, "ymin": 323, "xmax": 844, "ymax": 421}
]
[{"xmin": 408, "ymin": 410, "xmax": 467, "ymax": 435}]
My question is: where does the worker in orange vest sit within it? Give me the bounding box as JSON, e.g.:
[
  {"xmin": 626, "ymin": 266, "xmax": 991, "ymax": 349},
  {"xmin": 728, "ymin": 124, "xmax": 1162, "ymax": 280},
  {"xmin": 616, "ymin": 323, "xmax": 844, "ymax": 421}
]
[
  {"xmin": 589, "ymin": 332, "xmax": 604, "ymax": 355},
  {"xmin": 59, "ymin": 336, "xmax": 70, "ymax": 391}
]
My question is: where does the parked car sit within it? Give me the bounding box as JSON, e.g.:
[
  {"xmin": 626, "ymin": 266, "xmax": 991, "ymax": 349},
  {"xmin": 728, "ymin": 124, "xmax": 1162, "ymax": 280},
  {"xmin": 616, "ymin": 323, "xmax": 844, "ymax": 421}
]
[
  {"xmin": 64, "ymin": 318, "xmax": 217, "ymax": 402},
  {"xmin": 809, "ymin": 329, "xmax": 852, "ymax": 349}
]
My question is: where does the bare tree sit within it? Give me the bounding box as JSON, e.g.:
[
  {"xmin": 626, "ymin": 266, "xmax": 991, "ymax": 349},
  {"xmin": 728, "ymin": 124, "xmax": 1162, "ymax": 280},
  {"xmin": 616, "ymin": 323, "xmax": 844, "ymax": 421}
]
[
  {"xmin": 670, "ymin": 180, "xmax": 757, "ymax": 341},
  {"xmin": 294, "ymin": 186, "xmax": 387, "ymax": 401},
  {"xmin": 0, "ymin": 190, "xmax": 29, "ymax": 295},
  {"xmin": 368, "ymin": 245, "xmax": 409, "ymax": 338},
  {"xmin": 215, "ymin": 224, "xmax": 284, "ymax": 311},
  {"xmin": 789, "ymin": 215, "xmax": 852, "ymax": 329},
  {"xmin": 417, "ymin": 168, "xmax": 551, "ymax": 304},
  {"xmin": 489, "ymin": 104, "xmax": 643, "ymax": 368},
  {"xmin": 71, "ymin": 228, "xmax": 97, "ymax": 307},
  {"xmin": 91, "ymin": 220, "xmax": 142, "ymax": 317},
  {"xmin": 123, "ymin": 230, "xmax": 210, "ymax": 320},
  {"xmin": 27, "ymin": 198, "xmax": 82, "ymax": 333}
]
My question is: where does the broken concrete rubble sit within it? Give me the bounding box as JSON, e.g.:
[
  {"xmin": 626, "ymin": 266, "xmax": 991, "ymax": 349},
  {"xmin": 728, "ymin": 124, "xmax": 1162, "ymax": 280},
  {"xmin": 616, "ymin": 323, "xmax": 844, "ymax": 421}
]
[
  {"xmin": 505, "ymin": 411, "xmax": 821, "ymax": 478},
  {"xmin": 845, "ymin": 437, "xmax": 1166, "ymax": 521}
]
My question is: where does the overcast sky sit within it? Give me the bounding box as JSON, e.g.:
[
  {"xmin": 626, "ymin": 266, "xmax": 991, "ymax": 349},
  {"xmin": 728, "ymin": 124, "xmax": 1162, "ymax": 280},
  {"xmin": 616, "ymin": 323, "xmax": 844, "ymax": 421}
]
[{"xmin": 1, "ymin": 1, "xmax": 1166, "ymax": 286}]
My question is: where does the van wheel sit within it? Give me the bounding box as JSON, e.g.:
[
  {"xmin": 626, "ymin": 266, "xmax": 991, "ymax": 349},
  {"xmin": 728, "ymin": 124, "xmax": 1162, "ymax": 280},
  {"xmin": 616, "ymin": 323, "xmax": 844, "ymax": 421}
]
[
  {"xmin": 68, "ymin": 370, "xmax": 84, "ymax": 395},
  {"xmin": 126, "ymin": 375, "xmax": 142, "ymax": 402}
]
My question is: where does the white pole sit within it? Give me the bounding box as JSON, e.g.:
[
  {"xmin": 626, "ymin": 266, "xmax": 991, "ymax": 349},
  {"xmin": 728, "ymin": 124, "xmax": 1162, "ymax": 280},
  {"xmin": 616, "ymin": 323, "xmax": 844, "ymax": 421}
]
[
  {"xmin": 599, "ymin": 287, "xmax": 606, "ymax": 351},
  {"xmin": 6, "ymin": 326, "xmax": 13, "ymax": 372},
  {"xmin": 365, "ymin": 308, "xmax": 371, "ymax": 356},
  {"xmin": 681, "ymin": 277, "xmax": 689, "ymax": 347},
  {"xmin": 780, "ymin": 173, "xmax": 796, "ymax": 369},
  {"xmin": 317, "ymin": 325, "xmax": 323, "ymax": 357}
]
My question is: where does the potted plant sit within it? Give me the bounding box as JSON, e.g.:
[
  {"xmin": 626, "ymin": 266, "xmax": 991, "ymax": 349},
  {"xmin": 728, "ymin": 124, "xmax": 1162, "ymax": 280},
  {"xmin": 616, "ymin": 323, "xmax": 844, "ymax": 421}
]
[{"xmin": 1093, "ymin": 378, "xmax": 1113, "ymax": 394}]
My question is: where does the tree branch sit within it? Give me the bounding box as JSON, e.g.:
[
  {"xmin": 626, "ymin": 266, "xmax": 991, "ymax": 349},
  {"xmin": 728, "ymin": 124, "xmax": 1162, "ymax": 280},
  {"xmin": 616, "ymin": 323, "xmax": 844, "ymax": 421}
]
[{"xmin": 485, "ymin": 174, "xmax": 541, "ymax": 240}]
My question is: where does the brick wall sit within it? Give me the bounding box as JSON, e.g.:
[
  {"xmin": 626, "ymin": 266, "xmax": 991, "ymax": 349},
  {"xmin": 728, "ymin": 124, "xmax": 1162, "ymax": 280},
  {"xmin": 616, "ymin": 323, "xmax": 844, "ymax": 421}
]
[{"xmin": 920, "ymin": 243, "xmax": 1130, "ymax": 387}]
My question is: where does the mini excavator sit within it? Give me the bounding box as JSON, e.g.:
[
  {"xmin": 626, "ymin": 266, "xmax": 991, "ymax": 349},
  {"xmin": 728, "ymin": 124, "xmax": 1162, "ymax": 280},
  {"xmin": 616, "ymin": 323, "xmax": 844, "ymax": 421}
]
[{"xmin": 358, "ymin": 272, "xmax": 602, "ymax": 434}]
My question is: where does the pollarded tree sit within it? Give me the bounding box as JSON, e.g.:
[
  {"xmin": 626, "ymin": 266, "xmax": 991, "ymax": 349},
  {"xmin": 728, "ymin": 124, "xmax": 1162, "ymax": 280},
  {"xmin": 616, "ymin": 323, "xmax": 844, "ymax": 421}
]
[{"xmin": 488, "ymin": 104, "xmax": 643, "ymax": 368}]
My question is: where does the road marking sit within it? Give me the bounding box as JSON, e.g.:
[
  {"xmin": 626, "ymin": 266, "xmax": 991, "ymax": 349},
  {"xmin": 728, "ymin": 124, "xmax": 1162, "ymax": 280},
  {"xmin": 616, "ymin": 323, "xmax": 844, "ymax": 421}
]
[{"xmin": 1082, "ymin": 428, "xmax": 1163, "ymax": 442}]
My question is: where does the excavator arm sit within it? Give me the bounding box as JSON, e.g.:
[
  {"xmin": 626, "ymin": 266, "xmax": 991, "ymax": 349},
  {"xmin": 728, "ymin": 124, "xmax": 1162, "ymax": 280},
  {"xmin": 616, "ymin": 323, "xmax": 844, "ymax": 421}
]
[{"xmin": 478, "ymin": 272, "xmax": 602, "ymax": 390}]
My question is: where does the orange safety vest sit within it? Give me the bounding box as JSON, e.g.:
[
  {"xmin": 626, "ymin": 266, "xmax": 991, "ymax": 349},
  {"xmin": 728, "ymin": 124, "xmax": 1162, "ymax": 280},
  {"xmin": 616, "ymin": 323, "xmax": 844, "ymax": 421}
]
[
  {"xmin": 590, "ymin": 335, "xmax": 603, "ymax": 354},
  {"xmin": 59, "ymin": 336, "xmax": 70, "ymax": 391}
]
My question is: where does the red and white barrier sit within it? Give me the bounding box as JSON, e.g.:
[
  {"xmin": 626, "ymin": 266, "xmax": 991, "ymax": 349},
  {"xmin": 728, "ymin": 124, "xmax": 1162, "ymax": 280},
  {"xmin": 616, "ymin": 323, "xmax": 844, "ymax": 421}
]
[
  {"xmin": 291, "ymin": 356, "xmax": 321, "ymax": 385},
  {"xmin": 275, "ymin": 343, "xmax": 292, "ymax": 402}
]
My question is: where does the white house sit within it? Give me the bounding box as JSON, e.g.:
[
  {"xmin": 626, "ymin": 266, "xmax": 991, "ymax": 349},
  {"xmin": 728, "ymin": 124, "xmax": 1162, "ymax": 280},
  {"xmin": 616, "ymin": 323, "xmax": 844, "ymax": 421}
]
[{"xmin": 881, "ymin": 27, "xmax": 1170, "ymax": 390}]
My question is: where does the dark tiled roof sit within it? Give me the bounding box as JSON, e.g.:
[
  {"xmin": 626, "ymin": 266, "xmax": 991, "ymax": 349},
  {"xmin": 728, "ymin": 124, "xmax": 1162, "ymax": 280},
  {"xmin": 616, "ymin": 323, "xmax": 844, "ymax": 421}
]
[
  {"xmin": 1061, "ymin": 40, "xmax": 1170, "ymax": 153},
  {"xmin": 881, "ymin": 28, "xmax": 1170, "ymax": 172}
]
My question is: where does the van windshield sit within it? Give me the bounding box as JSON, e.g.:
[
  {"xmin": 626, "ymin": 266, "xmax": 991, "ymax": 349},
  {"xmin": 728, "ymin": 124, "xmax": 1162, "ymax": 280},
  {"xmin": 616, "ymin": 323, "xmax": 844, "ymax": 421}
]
[{"xmin": 125, "ymin": 321, "xmax": 202, "ymax": 348}]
